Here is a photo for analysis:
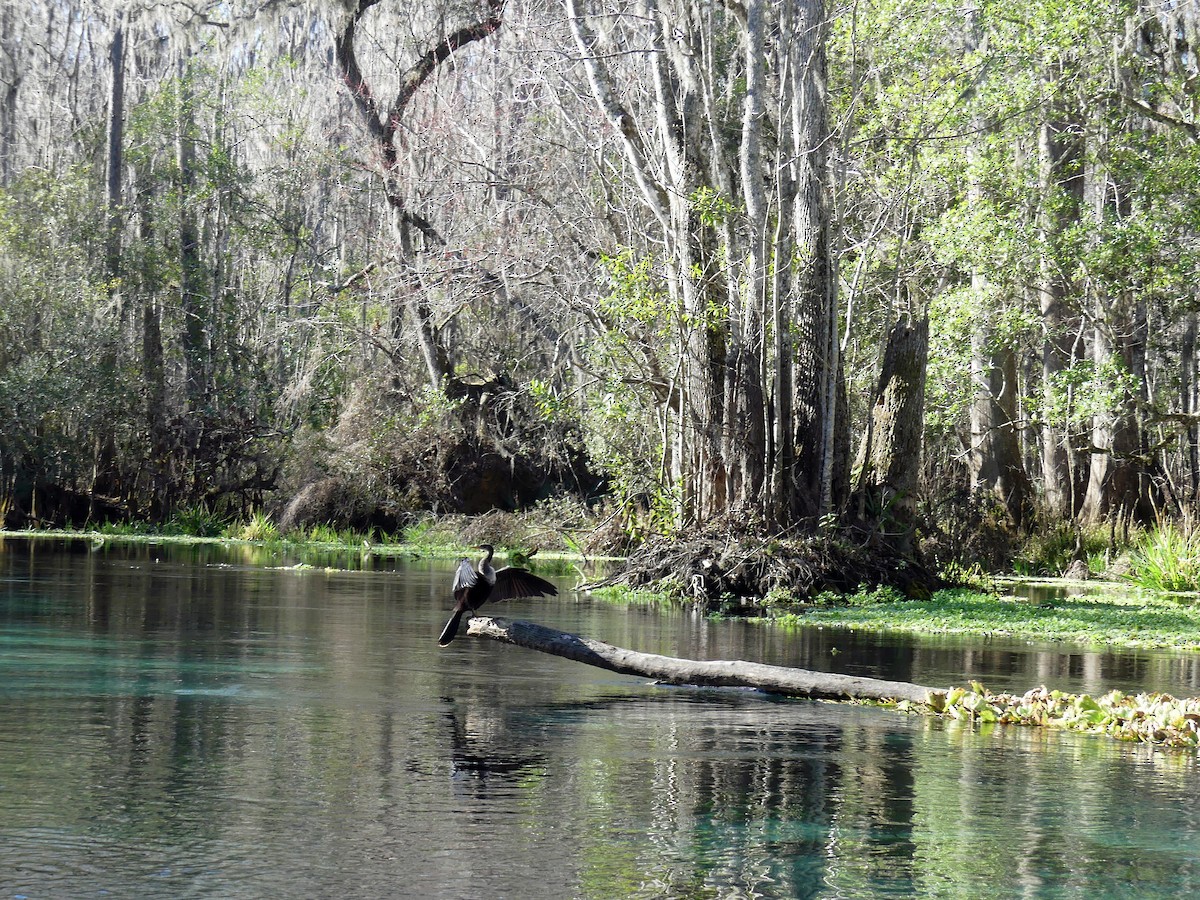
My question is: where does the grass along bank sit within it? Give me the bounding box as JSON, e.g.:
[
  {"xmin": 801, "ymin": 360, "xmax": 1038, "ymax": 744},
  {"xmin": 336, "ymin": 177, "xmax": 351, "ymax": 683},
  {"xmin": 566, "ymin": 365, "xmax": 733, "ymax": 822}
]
[
  {"xmin": 0, "ymin": 525, "xmax": 595, "ymax": 578},
  {"xmin": 775, "ymin": 586, "xmax": 1200, "ymax": 651}
]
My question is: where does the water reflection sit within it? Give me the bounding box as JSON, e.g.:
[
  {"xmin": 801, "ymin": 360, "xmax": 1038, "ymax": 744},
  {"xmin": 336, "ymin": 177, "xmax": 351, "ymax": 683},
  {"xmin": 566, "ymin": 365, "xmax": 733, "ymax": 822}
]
[
  {"xmin": 441, "ymin": 699, "xmax": 548, "ymax": 783},
  {"xmin": 1, "ymin": 537, "xmax": 1200, "ymax": 898}
]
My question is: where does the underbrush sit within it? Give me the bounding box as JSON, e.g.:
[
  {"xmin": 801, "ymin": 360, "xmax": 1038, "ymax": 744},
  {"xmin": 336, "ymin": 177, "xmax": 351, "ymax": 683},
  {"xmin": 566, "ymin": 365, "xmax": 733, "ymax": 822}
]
[{"xmin": 1013, "ymin": 522, "xmax": 1113, "ymax": 577}]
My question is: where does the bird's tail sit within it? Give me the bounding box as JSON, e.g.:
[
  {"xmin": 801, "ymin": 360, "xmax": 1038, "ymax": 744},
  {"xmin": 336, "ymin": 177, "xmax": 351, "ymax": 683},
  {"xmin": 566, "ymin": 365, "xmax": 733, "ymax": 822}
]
[{"xmin": 437, "ymin": 607, "xmax": 466, "ymax": 646}]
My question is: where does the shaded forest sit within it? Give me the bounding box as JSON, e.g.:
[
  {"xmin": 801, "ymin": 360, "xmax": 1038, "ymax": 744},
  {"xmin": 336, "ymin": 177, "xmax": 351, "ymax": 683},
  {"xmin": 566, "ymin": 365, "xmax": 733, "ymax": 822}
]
[{"xmin": 1, "ymin": 0, "xmax": 1199, "ymax": 577}]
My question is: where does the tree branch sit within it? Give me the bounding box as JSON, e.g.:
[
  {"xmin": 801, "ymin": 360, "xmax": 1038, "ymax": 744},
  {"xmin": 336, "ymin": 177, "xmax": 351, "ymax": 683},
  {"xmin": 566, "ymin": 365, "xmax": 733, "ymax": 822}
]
[
  {"xmin": 335, "ymin": 0, "xmax": 388, "ymax": 146},
  {"xmin": 391, "ymin": 0, "xmax": 507, "ymax": 132},
  {"xmin": 564, "ymin": 0, "xmax": 671, "ymax": 230},
  {"xmin": 1118, "ymin": 91, "xmax": 1199, "ymax": 142},
  {"xmin": 466, "ymin": 616, "xmax": 945, "ymax": 705}
]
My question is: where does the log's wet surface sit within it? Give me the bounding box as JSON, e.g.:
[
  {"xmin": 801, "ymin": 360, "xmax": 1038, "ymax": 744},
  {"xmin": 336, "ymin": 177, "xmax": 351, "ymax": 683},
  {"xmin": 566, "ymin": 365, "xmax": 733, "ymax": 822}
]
[{"xmin": 2, "ymin": 537, "xmax": 1200, "ymax": 898}]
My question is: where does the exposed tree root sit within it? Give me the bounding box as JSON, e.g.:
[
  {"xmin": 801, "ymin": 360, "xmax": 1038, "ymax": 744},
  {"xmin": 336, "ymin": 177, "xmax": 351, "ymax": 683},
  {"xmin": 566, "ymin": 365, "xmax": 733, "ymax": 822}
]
[{"xmin": 592, "ymin": 518, "xmax": 944, "ymax": 610}]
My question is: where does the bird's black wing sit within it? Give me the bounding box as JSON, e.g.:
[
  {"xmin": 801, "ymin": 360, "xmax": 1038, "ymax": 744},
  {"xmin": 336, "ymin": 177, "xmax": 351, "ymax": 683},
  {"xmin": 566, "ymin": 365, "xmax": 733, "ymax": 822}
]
[
  {"xmin": 490, "ymin": 566, "xmax": 559, "ymax": 602},
  {"xmin": 452, "ymin": 558, "xmax": 478, "ymax": 593}
]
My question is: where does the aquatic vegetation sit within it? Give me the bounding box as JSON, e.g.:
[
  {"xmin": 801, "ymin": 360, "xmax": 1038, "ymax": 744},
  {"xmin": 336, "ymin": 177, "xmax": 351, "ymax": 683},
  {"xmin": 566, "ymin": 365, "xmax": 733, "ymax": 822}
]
[
  {"xmin": 930, "ymin": 682, "xmax": 1200, "ymax": 750},
  {"xmin": 97, "ymin": 520, "xmax": 159, "ymax": 536},
  {"xmin": 398, "ymin": 516, "xmax": 461, "ymax": 555},
  {"xmin": 590, "ymin": 584, "xmax": 680, "ymax": 607},
  {"xmin": 784, "ymin": 586, "xmax": 1200, "ymax": 651}
]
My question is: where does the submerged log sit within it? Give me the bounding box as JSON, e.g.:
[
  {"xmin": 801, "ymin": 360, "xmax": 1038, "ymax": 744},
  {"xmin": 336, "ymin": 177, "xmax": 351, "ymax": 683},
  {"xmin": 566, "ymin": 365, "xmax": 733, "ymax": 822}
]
[{"xmin": 465, "ymin": 616, "xmax": 945, "ymax": 706}]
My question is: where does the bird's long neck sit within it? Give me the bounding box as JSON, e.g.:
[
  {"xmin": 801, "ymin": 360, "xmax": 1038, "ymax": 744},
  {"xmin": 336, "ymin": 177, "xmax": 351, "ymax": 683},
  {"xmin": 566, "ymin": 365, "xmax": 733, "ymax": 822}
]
[{"xmin": 478, "ymin": 547, "xmax": 496, "ymax": 584}]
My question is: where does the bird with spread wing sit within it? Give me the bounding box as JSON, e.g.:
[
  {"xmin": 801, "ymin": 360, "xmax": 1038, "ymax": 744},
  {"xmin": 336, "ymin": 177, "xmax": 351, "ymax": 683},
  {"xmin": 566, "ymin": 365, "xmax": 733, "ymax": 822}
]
[{"xmin": 437, "ymin": 543, "xmax": 558, "ymax": 646}]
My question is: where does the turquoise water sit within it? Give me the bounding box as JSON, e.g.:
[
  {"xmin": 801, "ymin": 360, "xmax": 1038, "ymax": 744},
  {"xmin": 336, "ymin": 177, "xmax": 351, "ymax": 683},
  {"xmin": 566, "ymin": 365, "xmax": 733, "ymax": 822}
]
[{"xmin": 1, "ymin": 538, "xmax": 1199, "ymax": 898}]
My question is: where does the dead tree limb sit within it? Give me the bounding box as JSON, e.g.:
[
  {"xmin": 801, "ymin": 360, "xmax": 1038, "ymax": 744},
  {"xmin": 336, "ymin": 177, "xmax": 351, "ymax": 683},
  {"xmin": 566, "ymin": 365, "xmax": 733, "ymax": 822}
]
[{"xmin": 465, "ymin": 616, "xmax": 946, "ymax": 706}]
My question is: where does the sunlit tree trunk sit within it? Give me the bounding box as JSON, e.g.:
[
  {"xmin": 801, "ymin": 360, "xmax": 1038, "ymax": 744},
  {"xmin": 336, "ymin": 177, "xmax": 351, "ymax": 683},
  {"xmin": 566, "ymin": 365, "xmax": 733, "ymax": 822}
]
[
  {"xmin": 177, "ymin": 60, "xmax": 208, "ymax": 413},
  {"xmin": 964, "ymin": 6, "xmax": 1028, "ymax": 524},
  {"xmin": 790, "ymin": 0, "xmax": 845, "ymax": 520},
  {"xmin": 854, "ymin": 315, "xmax": 928, "ymax": 554},
  {"xmin": 0, "ymin": 7, "xmax": 19, "ymax": 187},
  {"xmin": 1079, "ymin": 173, "xmax": 1150, "ymax": 524},
  {"xmin": 969, "ymin": 324, "xmax": 1030, "ymax": 524},
  {"xmin": 1037, "ymin": 110, "xmax": 1083, "ymax": 520},
  {"xmin": 1183, "ymin": 311, "xmax": 1199, "ymax": 505},
  {"xmin": 105, "ymin": 15, "xmax": 125, "ymax": 280},
  {"xmin": 734, "ymin": 0, "xmax": 769, "ymax": 509}
]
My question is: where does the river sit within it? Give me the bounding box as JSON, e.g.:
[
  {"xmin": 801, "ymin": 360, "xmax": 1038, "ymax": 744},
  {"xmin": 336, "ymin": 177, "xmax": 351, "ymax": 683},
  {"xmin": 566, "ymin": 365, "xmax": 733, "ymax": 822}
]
[{"xmin": 1, "ymin": 537, "xmax": 1198, "ymax": 898}]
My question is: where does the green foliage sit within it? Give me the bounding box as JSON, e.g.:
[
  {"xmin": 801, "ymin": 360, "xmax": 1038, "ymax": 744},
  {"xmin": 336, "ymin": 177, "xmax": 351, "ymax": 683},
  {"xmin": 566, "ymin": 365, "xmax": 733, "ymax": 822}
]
[
  {"xmin": 0, "ymin": 167, "xmax": 141, "ymax": 516},
  {"xmin": 166, "ymin": 505, "xmax": 228, "ymax": 538},
  {"xmin": 224, "ymin": 510, "xmax": 280, "ymax": 543},
  {"xmin": 578, "ymin": 250, "xmax": 678, "ymax": 543},
  {"xmin": 1128, "ymin": 527, "xmax": 1200, "ymax": 593},
  {"xmin": 529, "ymin": 377, "xmax": 574, "ymax": 423},
  {"xmin": 689, "ymin": 185, "xmax": 737, "ymax": 227},
  {"xmin": 788, "ymin": 586, "xmax": 1200, "ymax": 651},
  {"xmin": 598, "ymin": 248, "xmax": 670, "ymax": 328},
  {"xmin": 1042, "ymin": 358, "xmax": 1142, "ymax": 430},
  {"xmin": 1014, "ymin": 523, "xmax": 1111, "ymax": 577}
]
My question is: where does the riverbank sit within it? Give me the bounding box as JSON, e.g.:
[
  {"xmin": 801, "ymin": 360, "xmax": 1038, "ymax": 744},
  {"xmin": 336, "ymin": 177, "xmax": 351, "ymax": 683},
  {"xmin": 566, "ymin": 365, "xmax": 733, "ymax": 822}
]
[
  {"xmin": 783, "ymin": 584, "xmax": 1200, "ymax": 652},
  {"xmin": 0, "ymin": 528, "xmax": 605, "ymax": 578},
  {"xmin": 8, "ymin": 528, "xmax": 1199, "ymax": 652},
  {"xmin": 591, "ymin": 580, "xmax": 1200, "ymax": 653}
]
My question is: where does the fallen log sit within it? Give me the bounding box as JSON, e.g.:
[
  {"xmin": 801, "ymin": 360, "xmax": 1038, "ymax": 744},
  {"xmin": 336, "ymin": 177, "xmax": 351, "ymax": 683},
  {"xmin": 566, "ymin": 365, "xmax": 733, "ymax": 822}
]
[{"xmin": 465, "ymin": 615, "xmax": 945, "ymax": 707}]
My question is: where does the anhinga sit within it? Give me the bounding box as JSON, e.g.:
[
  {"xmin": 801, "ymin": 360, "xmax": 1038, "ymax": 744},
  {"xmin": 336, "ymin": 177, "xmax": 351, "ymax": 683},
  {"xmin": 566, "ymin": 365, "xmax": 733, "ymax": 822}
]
[{"xmin": 437, "ymin": 544, "xmax": 558, "ymax": 646}]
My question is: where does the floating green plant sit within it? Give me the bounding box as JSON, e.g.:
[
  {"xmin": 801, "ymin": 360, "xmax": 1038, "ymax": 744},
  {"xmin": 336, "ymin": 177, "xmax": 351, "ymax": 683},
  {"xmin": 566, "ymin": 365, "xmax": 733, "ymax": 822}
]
[
  {"xmin": 926, "ymin": 682, "xmax": 1200, "ymax": 750},
  {"xmin": 782, "ymin": 587, "xmax": 1200, "ymax": 651}
]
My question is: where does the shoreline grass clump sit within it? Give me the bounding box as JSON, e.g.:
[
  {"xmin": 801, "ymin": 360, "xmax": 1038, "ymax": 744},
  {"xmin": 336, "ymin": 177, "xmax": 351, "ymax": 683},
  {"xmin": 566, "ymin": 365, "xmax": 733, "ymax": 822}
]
[{"xmin": 1128, "ymin": 526, "xmax": 1200, "ymax": 593}]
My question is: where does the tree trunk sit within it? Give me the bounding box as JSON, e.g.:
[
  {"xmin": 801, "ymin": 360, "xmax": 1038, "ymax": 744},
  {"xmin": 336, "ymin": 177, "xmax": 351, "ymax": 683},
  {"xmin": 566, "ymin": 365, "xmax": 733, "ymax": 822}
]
[
  {"xmin": 0, "ymin": 6, "xmax": 17, "ymax": 187},
  {"xmin": 177, "ymin": 60, "xmax": 207, "ymax": 413},
  {"xmin": 854, "ymin": 315, "xmax": 929, "ymax": 554},
  {"xmin": 1079, "ymin": 153, "xmax": 1153, "ymax": 524},
  {"xmin": 733, "ymin": 0, "xmax": 769, "ymax": 509},
  {"xmin": 465, "ymin": 616, "xmax": 945, "ymax": 705},
  {"xmin": 790, "ymin": 0, "xmax": 841, "ymax": 520},
  {"xmin": 1184, "ymin": 311, "xmax": 1199, "ymax": 506},
  {"xmin": 969, "ymin": 332, "xmax": 1029, "ymax": 524},
  {"xmin": 1037, "ymin": 113, "xmax": 1083, "ymax": 520},
  {"xmin": 105, "ymin": 18, "xmax": 125, "ymax": 281}
]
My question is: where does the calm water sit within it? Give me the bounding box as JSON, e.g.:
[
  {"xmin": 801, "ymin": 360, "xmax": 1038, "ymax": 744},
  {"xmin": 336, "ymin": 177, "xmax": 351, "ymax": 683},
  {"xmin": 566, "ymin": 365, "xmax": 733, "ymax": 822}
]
[{"xmin": 2, "ymin": 538, "xmax": 1200, "ymax": 898}]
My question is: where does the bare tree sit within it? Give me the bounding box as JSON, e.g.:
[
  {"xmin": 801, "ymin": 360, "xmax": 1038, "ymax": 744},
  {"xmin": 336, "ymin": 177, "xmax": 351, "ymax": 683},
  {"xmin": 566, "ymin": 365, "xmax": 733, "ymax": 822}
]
[{"xmin": 563, "ymin": 0, "xmax": 844, "ymax": 527}]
